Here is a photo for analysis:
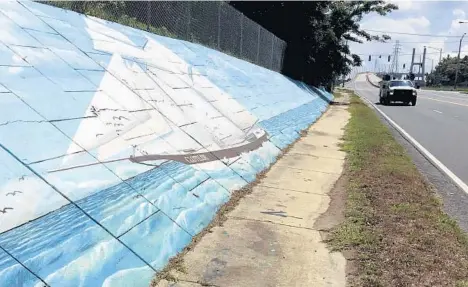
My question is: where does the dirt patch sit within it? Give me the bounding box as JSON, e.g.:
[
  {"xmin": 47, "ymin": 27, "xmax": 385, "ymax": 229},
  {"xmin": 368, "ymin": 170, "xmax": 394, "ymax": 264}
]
[
  {"xmin": 314, "ymin": 160, "xmax": 359, "ymax": 285},
  {"xmin": 327, "ymin": 93, "xmax": 468, "ymax": 287},
  {"xmin": 151, "ymin": 106, "xmax": 332, "ymax": 286},
  {"xmin": 314, "ymin": 173, "xmax": 347, "ymax": 232}
]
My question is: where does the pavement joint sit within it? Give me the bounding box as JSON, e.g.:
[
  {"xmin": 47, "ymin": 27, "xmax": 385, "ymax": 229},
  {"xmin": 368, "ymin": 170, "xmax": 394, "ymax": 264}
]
[
  {"xmin": 228, "ymin": 216, "xmax": 319, "ymax": 232},
  {"xmin": 272, "ymin": 164, "xmax": 342, "ymax": 175},
  {"xmin": 162, "ymin": 278, "xmax": 221, "ymax": 287},
  {"xmin": 257, "ymin": 184, "xmax": 331, "ymax": 197},
  {"xmin": 284, "ymin": 152, "xmax": 344, "ymax": 159}
]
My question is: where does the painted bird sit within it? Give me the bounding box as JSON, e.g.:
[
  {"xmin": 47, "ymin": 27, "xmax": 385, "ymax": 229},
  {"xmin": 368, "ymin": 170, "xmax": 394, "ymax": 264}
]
[
  {"xmin": 113, "ymin": 116, "xmax": 129, "ymax": 121},
  {"xmin": 0, "ymin": 207, "xmax": 13, "ymax": 214},
  {"xmin": 6, "ymin": 191, "xmax": 22, "ymax": 196}
]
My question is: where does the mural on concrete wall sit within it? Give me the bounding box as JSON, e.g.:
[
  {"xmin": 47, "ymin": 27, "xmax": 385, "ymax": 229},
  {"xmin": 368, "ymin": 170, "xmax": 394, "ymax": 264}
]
[{"xmin": 0, "ymin": 1, "xmax": 332, "ymax": 286}]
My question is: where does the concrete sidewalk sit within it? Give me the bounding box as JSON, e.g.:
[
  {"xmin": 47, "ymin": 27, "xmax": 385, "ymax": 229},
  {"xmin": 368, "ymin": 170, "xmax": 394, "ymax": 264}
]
[{"xmin": 157, "ymin": 98, "xmax": 350, "ymax": 287}]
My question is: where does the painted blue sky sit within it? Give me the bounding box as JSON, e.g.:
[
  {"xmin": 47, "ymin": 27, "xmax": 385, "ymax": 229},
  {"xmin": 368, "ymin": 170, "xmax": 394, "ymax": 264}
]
[{"xmin": 350, "ymin": 0, "xmax": 468, "ymax": 74}]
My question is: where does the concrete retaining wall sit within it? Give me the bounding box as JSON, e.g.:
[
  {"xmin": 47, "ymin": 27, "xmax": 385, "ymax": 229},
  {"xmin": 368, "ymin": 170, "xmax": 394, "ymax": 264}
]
[{"xmin": 0, "ymin": 1, "xmax": 332, "ymax": 286}]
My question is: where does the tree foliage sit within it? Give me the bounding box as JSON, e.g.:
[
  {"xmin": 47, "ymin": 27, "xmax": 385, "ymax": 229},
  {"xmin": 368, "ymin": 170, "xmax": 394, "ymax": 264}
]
[
  {"xmin": 426, "ymin": 55, "xmax": 468, "ymax": 87},
  {"xmin": 230, "ymin": 1, "xmax": 397, "ymax": 88}
]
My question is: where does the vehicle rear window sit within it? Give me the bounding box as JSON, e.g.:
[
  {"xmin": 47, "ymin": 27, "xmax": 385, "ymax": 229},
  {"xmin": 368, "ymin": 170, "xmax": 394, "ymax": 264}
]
[{"xmin": 389, "ymin": 81, "xmax": 413, "ymax": 87}]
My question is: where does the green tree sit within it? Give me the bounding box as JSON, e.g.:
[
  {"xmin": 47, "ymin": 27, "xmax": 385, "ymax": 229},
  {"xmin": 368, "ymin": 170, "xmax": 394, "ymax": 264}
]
[{"xmin": 428, "ymin": 55, "xmax": 468, "ymax": 86}]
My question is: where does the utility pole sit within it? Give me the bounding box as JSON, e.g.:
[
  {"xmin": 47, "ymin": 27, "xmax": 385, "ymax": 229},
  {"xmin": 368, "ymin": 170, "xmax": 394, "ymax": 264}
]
[
  {"xmin": 427, "ymin": 46, "xmax": 443, "ymax": 85},
  {"xmin": 422, "ymin": 46, "xmax": 427, "ymax": 83},
  {"xmin": 454, "ymin": 32, "xmax": 466, "ymax": 90}
]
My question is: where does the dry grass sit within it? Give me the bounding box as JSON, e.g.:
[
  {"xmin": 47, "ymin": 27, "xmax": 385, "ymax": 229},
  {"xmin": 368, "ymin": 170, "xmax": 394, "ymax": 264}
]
[{"xmin": 328, "ymin": 93, "xmax": 468, "ymax": 286}]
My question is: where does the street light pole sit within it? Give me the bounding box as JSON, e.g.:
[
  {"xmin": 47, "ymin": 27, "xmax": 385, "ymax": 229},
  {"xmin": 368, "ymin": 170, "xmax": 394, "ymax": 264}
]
[
  {"xmin": 427, "ymin": 46, "xmax": 443, "ymax": 63},
  {"xmin": 426, "ymin": 46, "xmax": 443, "ymax": 85},
  {"xmin": 454, "ymin": 32, "xmax": 466, "ymax": 90}
]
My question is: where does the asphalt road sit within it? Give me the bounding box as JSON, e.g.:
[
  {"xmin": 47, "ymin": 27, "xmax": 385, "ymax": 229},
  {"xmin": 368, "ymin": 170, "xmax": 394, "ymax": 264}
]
[{"xmin": 352, "ymin": 74, "xmax": 468, "ymax": 231}]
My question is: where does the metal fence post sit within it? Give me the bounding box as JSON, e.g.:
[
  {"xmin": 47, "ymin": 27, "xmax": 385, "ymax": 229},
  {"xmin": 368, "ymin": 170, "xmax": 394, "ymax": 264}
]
[
  {"xmin": 256, "ymin": 26, "xmax": 261, "ymax": 63},
  {"xmin": 270, "ymin": 36, "xmax": 275, "ymax": 70},
  {"xmin": 186, "ymin": 1, "xmax": 191, "ymax": 41},
  {"xmin": 146, "ymin": 1, "xmax": 151, "ymax": 32},
  {"xmin": 217, "ymin": 1, "xmax": 221, "ymax": 49},
  {"xmin": 240, "ymin": 13, "xmax": 243, "ymax": 57}
]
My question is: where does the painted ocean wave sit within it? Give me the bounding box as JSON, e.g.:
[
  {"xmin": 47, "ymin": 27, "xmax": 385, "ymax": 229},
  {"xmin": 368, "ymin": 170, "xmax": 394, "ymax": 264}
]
[{"xmin": 0, "ymin": 96, "xmax": 328, "ymax": 286}]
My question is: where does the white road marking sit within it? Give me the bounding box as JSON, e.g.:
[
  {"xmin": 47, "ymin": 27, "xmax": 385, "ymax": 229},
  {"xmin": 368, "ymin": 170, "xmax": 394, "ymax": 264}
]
[
  {"xmin": 419, "ymin": 95, "xmax": 468, "ymax": 107},
  {"xmin": 433, "ymin": 109, "xmax": 442, "ymax": 114},
  {"xmin": 354, "ymin": 78, "xmax": 468, "ymax": 195}
]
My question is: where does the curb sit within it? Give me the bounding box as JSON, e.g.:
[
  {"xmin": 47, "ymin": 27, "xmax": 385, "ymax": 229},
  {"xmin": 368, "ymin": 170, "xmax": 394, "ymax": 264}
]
[{"xmin": 365, "ymin": 74, "xmax": 380, "ymax": 88}]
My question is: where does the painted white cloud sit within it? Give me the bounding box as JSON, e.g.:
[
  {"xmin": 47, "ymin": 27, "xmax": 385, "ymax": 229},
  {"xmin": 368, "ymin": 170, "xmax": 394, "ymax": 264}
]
[
  {"xmin": 0, "ymin": 176, "xmax": 68, "ymax": 233},
  {"xmin": 453, "ymin": 9, "xmax": 466, "ymax": 19}
]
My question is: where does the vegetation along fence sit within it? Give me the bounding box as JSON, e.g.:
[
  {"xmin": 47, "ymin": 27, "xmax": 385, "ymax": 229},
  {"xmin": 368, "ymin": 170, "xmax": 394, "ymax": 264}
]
[{"xmin": 40, "ymin": 1, "xmax": 287, "ymax": 72}]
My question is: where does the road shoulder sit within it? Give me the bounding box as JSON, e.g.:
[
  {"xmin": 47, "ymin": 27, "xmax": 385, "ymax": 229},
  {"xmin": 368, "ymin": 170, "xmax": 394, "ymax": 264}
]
[{"xmin": 328, "ymin": 90, "xmax": 468, "ymax": 286}]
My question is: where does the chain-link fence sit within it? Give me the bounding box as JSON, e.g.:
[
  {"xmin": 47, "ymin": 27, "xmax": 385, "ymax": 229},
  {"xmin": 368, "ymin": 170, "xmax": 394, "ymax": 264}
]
[{"xmin": 39, "ymin": 1, "xmax": 286, "ymax": 72}]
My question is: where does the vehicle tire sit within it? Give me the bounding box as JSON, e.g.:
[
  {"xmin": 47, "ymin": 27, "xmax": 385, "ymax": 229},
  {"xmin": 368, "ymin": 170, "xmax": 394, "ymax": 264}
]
[{"xmin": 411, "ymin": 98, "xmax": 417, "ymax": 106}]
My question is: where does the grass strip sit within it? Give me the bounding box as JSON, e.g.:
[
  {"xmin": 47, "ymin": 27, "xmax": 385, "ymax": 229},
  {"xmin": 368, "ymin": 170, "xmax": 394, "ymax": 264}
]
[
  {"xmin": 328, "ymin": 92, "xmax": 468, "ymax": 286},
  {"xmin": 423, "ymin": 86, "xmax": 468, "ymax": 93}
]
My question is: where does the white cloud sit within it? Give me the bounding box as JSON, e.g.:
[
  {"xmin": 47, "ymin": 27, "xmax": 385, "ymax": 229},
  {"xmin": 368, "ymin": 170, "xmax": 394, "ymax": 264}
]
[
  {"xmin": 360, "ymin": 16, "xmax": 431, "ymax": 33},
  {"xmin": 388, "ymin": 0, "xmax": 422, "ymax": 11},
  {"xmin": 404, "ymin": 16, "xmax": 431, "ymax": 28}
]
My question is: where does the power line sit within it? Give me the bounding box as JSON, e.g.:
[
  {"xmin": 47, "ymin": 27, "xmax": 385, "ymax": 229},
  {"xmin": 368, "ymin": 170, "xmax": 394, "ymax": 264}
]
[
  {"xmin": 369, "ymin": 40, "xmax": 459, "ymax": 44},
  {"xmin": 363, "ymin": 29, "xmax": 461, "ymax": 38},
  {"xmin": 356, "ymin": 51, "xmax": 443, "ymax": 56},
  {"xmin": 397, "ymin": 40, "xmax": 459, "ymax": 44}
]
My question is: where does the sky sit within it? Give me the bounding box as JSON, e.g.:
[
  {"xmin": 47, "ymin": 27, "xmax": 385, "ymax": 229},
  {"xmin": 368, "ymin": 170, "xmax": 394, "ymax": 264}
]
[{"xmin": 350, "ymin": 0, "xmax": 468, "ymax": 76}]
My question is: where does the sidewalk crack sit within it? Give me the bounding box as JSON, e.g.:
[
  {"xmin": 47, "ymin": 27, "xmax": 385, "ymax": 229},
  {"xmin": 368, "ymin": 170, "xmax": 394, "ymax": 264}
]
[
  {"xmin": 258, "ymin": 184, "xmax": 330, "ymax": 196},
  {"xmin": 229, "ymin": 216, "xmax": 318, "ymax": 231}
]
